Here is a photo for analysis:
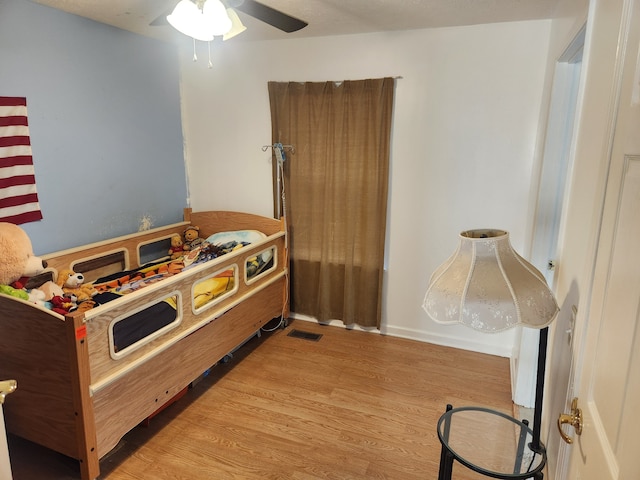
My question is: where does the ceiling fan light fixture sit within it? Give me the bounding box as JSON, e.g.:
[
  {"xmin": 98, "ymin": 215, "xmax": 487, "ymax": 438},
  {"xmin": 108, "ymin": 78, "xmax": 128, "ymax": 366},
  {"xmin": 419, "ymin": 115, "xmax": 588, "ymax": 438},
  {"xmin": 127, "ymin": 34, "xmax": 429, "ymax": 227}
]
[
  {"xmin": 167, "ymin": 0, "xmax": 212, "ymax": 41},
  {"xmin": 202, "ymin": 0, "xmax": 232, "ymax": 36},
  {"xmin": 223, "ymin": 8, "xmax": 247, "ymax": 41},
  {"xmin": 167, "ymin": 0, "xmax": 232, "ymax": 41}
]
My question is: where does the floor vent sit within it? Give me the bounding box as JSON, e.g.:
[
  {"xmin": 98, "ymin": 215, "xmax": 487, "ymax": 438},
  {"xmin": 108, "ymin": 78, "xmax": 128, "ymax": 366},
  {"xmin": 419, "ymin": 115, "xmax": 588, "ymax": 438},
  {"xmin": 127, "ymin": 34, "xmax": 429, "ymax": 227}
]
[{"xmin": 287, "ymin": 329, "xmax": 323, "ymax": 341}]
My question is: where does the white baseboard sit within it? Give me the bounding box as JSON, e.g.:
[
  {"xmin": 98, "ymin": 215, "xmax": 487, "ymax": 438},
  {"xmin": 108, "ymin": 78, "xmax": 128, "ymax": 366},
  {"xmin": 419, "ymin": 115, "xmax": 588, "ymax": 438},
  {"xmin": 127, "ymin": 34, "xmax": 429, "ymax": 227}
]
[
  {"xmin": 383, "ymin": 324, "xmax": 512, "ymax": 358},
  {"xmin": 289, "ymin": 314, "xmax": 511, "ymax": 358}
]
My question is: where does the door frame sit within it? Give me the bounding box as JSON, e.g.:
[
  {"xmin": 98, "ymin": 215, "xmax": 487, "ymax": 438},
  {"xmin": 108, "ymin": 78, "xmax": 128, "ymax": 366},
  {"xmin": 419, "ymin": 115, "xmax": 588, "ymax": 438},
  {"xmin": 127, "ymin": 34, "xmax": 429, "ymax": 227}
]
[{"xmin": 513, "ymin": 26, "xmax": 585, "ymax": 419}]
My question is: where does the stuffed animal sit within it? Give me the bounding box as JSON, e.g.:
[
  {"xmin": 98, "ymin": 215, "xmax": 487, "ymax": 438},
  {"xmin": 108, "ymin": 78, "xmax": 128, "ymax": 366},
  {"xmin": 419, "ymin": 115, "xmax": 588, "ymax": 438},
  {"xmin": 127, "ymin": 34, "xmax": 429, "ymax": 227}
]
[
  {"xmin": 47, "ymin": 293, "xmax": 94, "ymax": 315},
  {"xmin": 182, "ymin": 226, "xmax": 204, "ymax": 251},
  {"xmin": 168, "ymin": 234, "xmax": 185, "ymax": 260},
  {"xmin": 38, "ymin": 280, "xmax": 65, "ymax": 301},
  {"xmin": 56, "ymin": 269, "xmax": 97, "ymax": 302},
  {"xmin": 0, "ymin": 284, "xmax": 46, "ymax": 306},
  {"xmin": 27, "ymin": 287, "xmax": 46, "ymax": 305},
  {"xmin": 0, "ymin": 284, "xmax": 31, "ymax": 301},
  {"xmin": 49, "ymin": 295, "xmax": 77, "ymax": 315},
  {"xmin": 0, "ymin": 222, "xmax": 47, "ymax": 287}
]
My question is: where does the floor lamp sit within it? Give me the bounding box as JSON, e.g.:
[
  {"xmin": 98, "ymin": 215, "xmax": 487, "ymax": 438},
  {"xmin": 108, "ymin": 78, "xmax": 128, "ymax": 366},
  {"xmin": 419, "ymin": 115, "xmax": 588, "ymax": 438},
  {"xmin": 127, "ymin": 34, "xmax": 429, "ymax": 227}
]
[{"xmin": 422, "ymin": 229, "xmax": 559, "ymax": 453}]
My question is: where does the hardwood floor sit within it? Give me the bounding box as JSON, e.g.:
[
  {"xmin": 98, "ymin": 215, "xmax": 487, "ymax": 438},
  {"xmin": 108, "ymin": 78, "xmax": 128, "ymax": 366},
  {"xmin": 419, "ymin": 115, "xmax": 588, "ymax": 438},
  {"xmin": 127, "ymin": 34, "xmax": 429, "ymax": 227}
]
[{"xmin": 7, "ymin": 319, "xmax": 515, "ymax": 479}]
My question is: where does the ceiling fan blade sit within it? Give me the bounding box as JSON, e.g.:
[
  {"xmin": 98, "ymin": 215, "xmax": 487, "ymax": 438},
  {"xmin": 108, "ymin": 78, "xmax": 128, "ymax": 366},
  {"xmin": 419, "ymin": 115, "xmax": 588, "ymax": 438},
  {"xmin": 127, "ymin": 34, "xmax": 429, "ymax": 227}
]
[{"xmin": 235, "ymin": 0, "xmax": 307, "ymax": 33}]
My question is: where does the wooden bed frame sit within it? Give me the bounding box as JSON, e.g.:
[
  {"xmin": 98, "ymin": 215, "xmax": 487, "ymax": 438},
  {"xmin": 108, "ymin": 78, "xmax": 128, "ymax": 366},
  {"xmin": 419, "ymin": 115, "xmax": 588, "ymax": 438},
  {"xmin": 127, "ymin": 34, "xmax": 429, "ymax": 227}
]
[{"xmin": 0, "ymin": 209, "xmax": 289, "ymax": 480}]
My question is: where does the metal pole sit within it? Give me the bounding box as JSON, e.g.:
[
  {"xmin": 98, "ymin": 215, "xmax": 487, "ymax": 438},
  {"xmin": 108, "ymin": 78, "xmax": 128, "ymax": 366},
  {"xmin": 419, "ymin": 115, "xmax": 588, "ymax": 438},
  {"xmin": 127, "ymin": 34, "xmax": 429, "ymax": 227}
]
[{"xmin": 531, "ymin": 326, "xmax": 549, "ymax": 454}]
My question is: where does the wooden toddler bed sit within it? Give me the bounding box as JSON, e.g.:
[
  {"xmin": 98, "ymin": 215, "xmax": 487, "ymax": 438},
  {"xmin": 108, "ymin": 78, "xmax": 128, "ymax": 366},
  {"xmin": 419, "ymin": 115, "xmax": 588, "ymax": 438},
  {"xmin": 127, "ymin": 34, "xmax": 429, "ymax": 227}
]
[{"xmin": 0, "ymin": 209, "xmax": 289, "ymax": 480}]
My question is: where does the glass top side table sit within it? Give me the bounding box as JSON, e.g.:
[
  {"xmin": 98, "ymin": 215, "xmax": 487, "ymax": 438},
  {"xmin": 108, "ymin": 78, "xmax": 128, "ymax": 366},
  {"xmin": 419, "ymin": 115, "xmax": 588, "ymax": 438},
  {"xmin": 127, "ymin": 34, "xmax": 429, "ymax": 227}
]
[{"xmin": 437, "ymin": 405, "xmax": 547, "ymax": 480}]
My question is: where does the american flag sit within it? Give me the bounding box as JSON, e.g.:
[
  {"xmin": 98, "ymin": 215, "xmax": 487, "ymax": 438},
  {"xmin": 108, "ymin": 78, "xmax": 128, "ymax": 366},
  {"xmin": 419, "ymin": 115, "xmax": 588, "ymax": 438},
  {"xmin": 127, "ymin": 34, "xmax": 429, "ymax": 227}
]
[{"xmin": 0, "ymin": 96, "xmax": 43, "ymax": 224}]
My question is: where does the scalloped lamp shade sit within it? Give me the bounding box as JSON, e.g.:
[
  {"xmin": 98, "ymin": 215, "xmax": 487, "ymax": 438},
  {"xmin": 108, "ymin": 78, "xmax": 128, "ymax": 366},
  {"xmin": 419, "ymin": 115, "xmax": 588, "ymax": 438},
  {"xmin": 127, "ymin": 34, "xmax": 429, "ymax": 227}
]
[{"xmin": 422, "ymin": 229, "xmax": 559, "ymax": 333}]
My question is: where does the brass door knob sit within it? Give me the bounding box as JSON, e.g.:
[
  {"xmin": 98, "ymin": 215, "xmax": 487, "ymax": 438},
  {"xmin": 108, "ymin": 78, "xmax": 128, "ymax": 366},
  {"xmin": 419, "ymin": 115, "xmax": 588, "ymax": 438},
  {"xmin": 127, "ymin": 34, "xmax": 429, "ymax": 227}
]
[
  {"xmin": 0, "ymin": 379, "xmax": 17, "ymax": 405},
  {"xmin": 557, "ymin": 397, "xmax": 583, "ymax": 444}
]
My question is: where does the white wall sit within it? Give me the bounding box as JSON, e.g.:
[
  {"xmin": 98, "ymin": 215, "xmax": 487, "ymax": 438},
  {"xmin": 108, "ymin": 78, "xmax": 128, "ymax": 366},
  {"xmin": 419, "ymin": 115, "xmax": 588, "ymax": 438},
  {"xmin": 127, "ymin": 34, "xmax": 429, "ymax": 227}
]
[{"xmin": 180, "ymin": 20, "xmax": 551, "ymax": 357}]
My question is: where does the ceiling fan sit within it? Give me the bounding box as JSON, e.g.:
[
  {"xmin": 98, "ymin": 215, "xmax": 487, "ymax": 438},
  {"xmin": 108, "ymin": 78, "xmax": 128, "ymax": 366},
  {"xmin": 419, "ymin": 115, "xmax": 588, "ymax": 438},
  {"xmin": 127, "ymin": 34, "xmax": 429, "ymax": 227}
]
[{"xmin": 150, "ymin": 0, "xmax": 308, "ymax": 37}]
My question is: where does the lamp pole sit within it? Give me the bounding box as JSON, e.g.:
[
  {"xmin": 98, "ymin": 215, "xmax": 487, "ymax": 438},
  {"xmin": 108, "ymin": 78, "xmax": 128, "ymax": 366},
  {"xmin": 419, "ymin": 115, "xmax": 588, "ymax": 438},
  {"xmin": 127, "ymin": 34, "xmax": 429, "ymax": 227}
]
[{"xmin": 531, "ymin": 326, "xmax": 549, "ymax": 454}]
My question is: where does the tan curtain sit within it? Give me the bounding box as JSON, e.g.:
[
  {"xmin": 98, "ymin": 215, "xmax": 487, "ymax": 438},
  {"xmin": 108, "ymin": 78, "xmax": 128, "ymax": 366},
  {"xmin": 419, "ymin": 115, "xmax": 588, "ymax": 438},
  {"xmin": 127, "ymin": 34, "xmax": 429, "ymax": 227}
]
[{"xmin": 268, "ymin": 78, "xmax": 394, "ymax": 328}]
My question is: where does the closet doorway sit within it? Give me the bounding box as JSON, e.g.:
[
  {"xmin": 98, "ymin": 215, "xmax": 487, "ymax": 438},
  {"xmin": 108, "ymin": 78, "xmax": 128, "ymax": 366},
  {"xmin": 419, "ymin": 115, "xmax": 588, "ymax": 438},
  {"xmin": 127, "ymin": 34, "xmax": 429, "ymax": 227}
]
[{"xmin": 514, "ymin": 26, "xmax": 584, "ymax": 479}]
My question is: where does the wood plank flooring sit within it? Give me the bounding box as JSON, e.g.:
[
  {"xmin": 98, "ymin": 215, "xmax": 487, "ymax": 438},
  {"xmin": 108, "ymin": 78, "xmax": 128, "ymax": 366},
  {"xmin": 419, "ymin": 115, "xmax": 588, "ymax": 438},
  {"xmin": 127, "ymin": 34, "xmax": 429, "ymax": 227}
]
[{"xmin": 7, "ymin": 319, "xmax": 515, "ymax": 479}]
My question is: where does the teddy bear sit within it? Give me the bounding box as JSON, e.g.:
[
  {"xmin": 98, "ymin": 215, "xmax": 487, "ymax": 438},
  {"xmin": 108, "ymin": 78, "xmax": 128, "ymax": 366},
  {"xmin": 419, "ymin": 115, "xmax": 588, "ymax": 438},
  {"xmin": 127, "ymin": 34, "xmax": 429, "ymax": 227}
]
[
  {"xmin": 182, "ymin": 225, "xmax": 204, "ymax": 251},
  {"xmin": 56, "ymin": 268, "xmax": 97, "ymax": 302},
  {"xmin": 0, "ymin": 221, "xmax": 47, "ymax": 288},
  {"xmin": 168, "ymin": 234, "xmax": 185, "ymax": 260}
]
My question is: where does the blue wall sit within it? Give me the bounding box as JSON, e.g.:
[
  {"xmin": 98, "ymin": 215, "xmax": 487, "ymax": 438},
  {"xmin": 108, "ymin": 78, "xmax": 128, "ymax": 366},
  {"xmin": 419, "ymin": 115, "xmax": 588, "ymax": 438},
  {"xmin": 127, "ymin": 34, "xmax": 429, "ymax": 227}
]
[{"xmin": 0, "ymin": 0, "xmax": 187, "ymax": 254}]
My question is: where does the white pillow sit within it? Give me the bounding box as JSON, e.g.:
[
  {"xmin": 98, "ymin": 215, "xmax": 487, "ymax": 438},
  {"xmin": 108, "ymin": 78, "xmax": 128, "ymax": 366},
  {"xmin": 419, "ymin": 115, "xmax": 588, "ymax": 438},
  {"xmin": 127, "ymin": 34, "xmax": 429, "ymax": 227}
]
[
  {"xmin": 206, "ymin": 230, "xmax": 273, "ymax": 264},
  {"xmin": 206, "ymin": 230, "xmax": 266, "ymax": 246}
]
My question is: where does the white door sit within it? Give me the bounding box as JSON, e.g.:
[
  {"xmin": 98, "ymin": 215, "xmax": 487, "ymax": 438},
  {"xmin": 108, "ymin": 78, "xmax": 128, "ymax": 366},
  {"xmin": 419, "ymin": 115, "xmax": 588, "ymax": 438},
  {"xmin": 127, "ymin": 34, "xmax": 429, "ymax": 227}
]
[{"xmin": 560, "ymin": 0, "xmax": 640, "ymax": 478}]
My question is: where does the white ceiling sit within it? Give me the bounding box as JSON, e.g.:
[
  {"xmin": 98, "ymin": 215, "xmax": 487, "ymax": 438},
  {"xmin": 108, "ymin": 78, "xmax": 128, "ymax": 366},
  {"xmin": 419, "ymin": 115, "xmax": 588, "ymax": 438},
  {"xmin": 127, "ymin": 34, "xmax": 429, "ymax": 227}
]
[{"xmin": 29, "ymin": 0, "xmax": 561, "ymax": 43}]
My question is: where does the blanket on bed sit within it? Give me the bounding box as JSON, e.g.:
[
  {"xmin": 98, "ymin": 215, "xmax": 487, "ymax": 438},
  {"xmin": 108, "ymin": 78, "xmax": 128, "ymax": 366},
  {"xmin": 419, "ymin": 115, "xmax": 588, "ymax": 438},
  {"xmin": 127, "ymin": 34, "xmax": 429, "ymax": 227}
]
[
  {"xmin": 90, "ymin": 230, "xmax": 264, "ymax": 306},
  {"xmin": 92, "ymin": 260, "xmax": 183, "ymax": 295}
]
